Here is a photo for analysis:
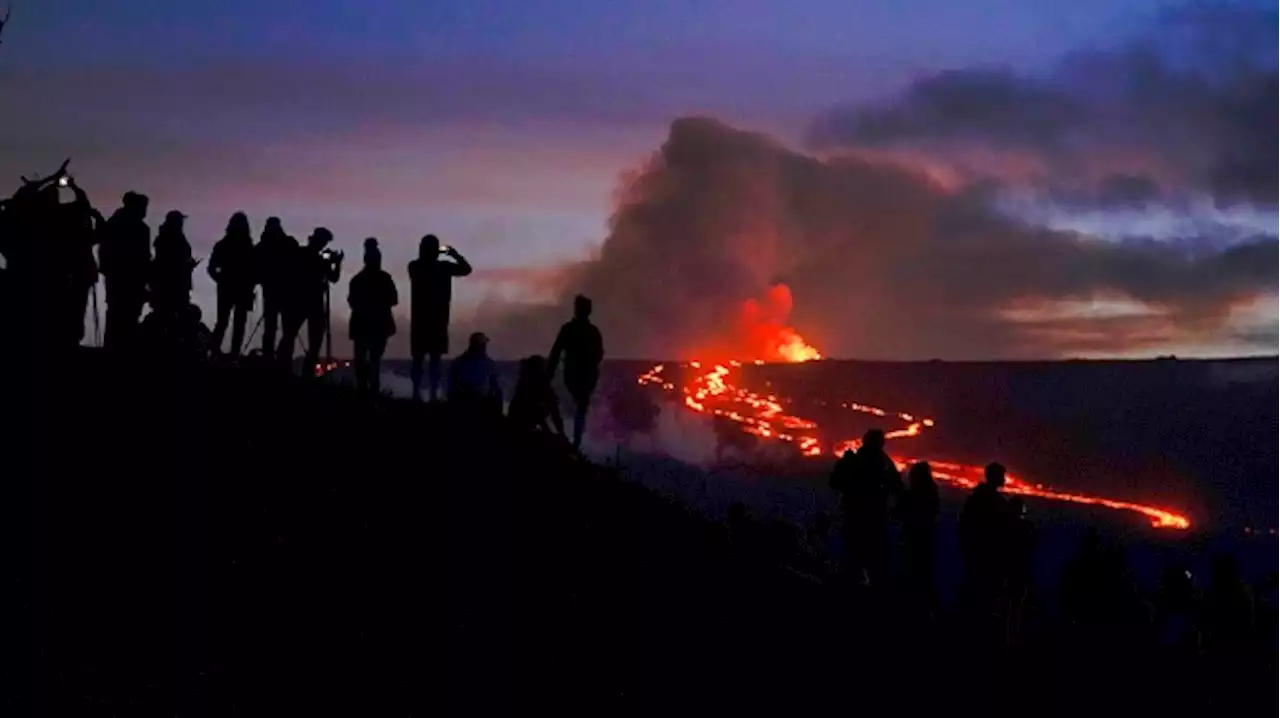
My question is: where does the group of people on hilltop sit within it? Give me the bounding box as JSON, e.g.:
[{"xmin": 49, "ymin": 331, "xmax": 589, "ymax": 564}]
[
  {"xmin": 345, "ymin": 233, "xmax": 604, "ymax": 448},
  {"xmin": 829, "ymin": 433, "xmax": 1035, "ymax": 613},
  {"xmin": 0, "ymin": 165, "xmax": 607, "ymax": 448}
]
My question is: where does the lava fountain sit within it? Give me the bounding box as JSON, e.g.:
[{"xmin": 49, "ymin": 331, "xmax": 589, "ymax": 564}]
[{"xmin": 636, "ymin": 287, "xmax": 1191, "ymax": 530}]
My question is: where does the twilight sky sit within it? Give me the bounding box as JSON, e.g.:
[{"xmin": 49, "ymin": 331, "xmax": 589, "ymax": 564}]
[{"xmin": 1, "ymin": 0, "xmax": 1275, "ymax": 359}]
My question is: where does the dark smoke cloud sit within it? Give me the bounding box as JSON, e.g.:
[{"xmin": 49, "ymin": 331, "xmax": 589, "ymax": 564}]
[
  {"xmin": 806, "ymin": 4, "xmax": 1278, "ymax": 208},
  {"xmin": 469, "ymin": 116, "xmax": 1276, "ymax": 360}
]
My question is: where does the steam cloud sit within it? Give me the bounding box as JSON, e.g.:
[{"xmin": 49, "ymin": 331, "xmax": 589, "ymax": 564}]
[{"xmin": 460, "ymin": 4, "xmax": 1277, "ymax": 360}]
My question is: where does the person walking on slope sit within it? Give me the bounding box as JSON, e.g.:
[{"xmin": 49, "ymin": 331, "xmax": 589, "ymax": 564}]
[
  {"xmin": 408, "ymin": 234, "xmax": 472, "ymax": 401},
  {"xmin": 207, "ymin": 211, "xmax": 257, "ymax": 356},
  {"xmin": 548, "ymin": 294, "xmax": 604, "ymax": 449},
  {"xmin": 347, "ymin": 238, "xmax": 398, "ymax": 395}
]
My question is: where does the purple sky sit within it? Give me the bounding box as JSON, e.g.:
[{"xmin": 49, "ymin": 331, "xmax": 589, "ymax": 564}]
[{"xmin": 1, "ymin": 0, "xmax": 1274, "ymax": 358}]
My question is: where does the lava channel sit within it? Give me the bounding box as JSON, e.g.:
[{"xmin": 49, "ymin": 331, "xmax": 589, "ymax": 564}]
[{"xmin": 637, "ymin": 360, "xmax": 1191, "ymax": 530}]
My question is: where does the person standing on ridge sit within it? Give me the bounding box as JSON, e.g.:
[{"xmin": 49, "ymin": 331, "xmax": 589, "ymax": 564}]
[
  {"xmin": 149, "ymin": 210, "xmax": 195, "ymax": 327},
  {"xmin": 255, "ymin": 217, "xmax": 296, "ymax": 360},
  {"xmin": 98, "ymin": 191, "xmax": 151, "ymax": 350},
  {"xmin": 277, "ymin": 227, "xmax": 340, "ymax": 372},
  {"xmin": 408, "ymin": 234, "xmax": 472, "ymax": 401},
  {"xmin": 347, "ymin": 238, "xmax": 398, "ymax": 395},
  {"xmin": 548, "ymin": 294, "xmax": 604, "ymax": 450},
  {"xmin": 207, "ymin": 211, "xmax": 257, "ymax": 356},
  {"xmin": 829, "ymin": 429, "xmax": 903, "ymax": 588}
]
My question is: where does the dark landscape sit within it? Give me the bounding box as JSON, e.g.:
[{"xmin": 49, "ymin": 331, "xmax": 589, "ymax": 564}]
[{"xmin": 7, "ymin": 351, "xmax": 1270, "ymax": 714}]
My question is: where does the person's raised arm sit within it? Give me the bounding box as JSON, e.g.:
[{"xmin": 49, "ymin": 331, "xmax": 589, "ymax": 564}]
[
  {"xmin": 208, "ymin": 242, "xmax": 224, "ymax": 281},
  {"xmin": 547, "ymin": 387, "xmax": 566, "ymax": 437},
  {"xmin": 548, "ymin": 325, "xmax": 567, "ymax": 378},
  {"xmin": 446, "ymin": 247, "xmax": 472, "ymax": 277},
  {"xmin": 590, "ymin": 325, "xmax": 604, "ymax": 366}
]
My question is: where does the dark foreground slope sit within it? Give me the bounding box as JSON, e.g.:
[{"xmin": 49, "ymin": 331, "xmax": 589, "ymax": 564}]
[
  {"xmin": 3, "ymin": 350, "xmax": 830, "ymax": 715},
  {"xmin": 1, "ymin": 350, "xmax": 1272, "ymax": 716}
]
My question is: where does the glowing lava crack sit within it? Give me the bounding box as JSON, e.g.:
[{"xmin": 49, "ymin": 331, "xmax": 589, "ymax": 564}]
[{"xmin": 637, "ymin": 360, "xmax": 1191, "ymax": 530}]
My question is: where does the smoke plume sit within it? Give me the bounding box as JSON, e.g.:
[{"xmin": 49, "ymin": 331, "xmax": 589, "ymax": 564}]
[{"xmin": 471, "ymin": 113, "xmax": 1275, "ymax": 360}]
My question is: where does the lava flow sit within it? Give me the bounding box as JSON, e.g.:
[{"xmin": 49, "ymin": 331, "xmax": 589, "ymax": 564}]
[{"xmin": 636, "ymin": 357, "xmax": 1192, "ymax": 531}]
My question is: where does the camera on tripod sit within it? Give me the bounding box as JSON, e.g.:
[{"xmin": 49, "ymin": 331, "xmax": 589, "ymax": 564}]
[{"xmin": 319, "ymin": 247, "xmax": 344, "ymax": 265}]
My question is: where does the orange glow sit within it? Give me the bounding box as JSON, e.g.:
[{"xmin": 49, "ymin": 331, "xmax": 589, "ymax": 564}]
[
  {"xmin": 739, "ymin": 284, "xmax": 823, "ymax": 363},
  {"xmin": 637, "ymin": 339, "xmax": 1191, "ymax": 530}
]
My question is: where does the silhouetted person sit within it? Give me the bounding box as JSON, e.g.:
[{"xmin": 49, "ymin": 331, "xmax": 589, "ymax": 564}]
[
  {"xmin": 408, "ymin": 235, "xmax": 472, "ymax": 401},
  {"xmin": 184, "ymin": 303, "xmax": 214, "ymax": 360},
  {"xmin": 347, "ymin": 238, "xmax": 398, "ymax": 395},
  {"xmin": 1202, "ymin": 553, "xmax": 1255, "ymax": 656},
  {"xmin": 255, "ymin": 217, "xmax": 295, "ymax": 359},
  {"xmin": 208, "ymin": 212, "xmax": 256, "ymax": 356},
  {"xmin": 447, "ymin": 331, "xmax": 501, "ymax": 413},
  {"xmin": 549, "ymin": 294, "xmax": 604, "ymax": 450},
  {"xmin": 508, "ymin": 354, "xmax": 566, "ymax": 437},
  {"xmin": 277, "ymin": 227, "xmax": 340, "ymax": 372},
  {"xmin": 99, "ymin": 191, "xmax": 151, "ymax": 349},
  {"xmin": 53, "ymin": 177, "xmax": 104, "ymax": 348},
  {"xmin": 1155, "ymin": 563, "xmax": 1201, "ymax": 654},
  {"xmin": 1005, "ymin": 496, "xmax": 1037, "ymax": 644},
  {"xmin": 898, "ymin": 461, "xmax": 940, "ymax": 603},
  {"xmin": 959, "ymin": 461, "xmax": 1011, "ymax": 601},
  {"xmin": 829, "ymin": 429, "xmax": 902, "ymax": 588},
  {"xmin": 1060, "ymin": 528, "xmax": 1148, "ymax": 654},
  {"xmin": 149, "ymin": 210, "xmax": 195, "ymax": 328}
]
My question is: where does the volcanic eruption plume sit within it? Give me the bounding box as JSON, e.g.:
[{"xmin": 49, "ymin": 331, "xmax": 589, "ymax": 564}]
[{"xmin": 739, "ymin": 284, "xmax": 822, "ymax": 363}]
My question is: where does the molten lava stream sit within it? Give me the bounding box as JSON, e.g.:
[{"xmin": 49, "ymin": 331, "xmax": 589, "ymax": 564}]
[{"xmin": 637, "ymin": 360, "xmax": 1191, "ymax": 531}]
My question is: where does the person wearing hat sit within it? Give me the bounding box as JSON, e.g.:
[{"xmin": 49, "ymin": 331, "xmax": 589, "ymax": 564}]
[
  {"xmin": 347, "ymin": 237, "xmax": 398, "ymax": 395},
  {"xmin": 99, "ymin": 191, "xmax": 152, "ymax": 349},
  {"xmin": 276, "ymin": 226, "xmax": 342, "ymax": 371},
  {"xmin": 149, "ymin": 209, "xmax": 195, "ymax": 328}
]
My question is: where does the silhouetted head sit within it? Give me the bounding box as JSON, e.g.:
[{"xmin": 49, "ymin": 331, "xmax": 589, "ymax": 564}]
[
  {"xmin": 984, "ymin": 462, "xmax": 1006, "ymax": 489},
  {"xmin": 161, "ymin": 210, "xmax": 186, "ymax": 232},
  {"xmin": 1209, "ymin": 553, "xmax": 1241, "ymax": 587},
  {"xmin": 573, "ymin": 294, "xmax": 593, "ymax": 320},
  {"xmin": 419, "ymin": 234, "xmax": 440, "ymax": 259},
  {"xmin": 908, "ymin": 461, "xmax": 933, "ymax": 490},
  {"xmin": 122, "ymin": 191, "xmax": 148, "ymax": 218},
  {"xmin": 1079, "ymin": 527, "xmax": 1102, "ymax": 555},
  {"xmin": 363, "ymin": 238, "xmax": 381, "ymax": 268},
  {"xmin": 861, "ymin": 429, "xmax": 885, "ymax": 454},
  {"xmin": 519, "ymin": 354, "xmax": 548, "ymax": 384},
  {"xmin": 226, "ymin": 211, "xmax": 250, "ymax": 237},
  {"xmin": 308, "ymin": 227, "xmax": 333, "ymax": 247},
  {"xmin": 467, "ymin": 331, "xmax": 489, "ymax": 356},
  {"xmin": 264, "ymin": 216, "xmax": 283, "ymax": 236}
]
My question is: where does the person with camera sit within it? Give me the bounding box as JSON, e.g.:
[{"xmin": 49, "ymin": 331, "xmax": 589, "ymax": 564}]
[
  {"xmin": 408, "ymin": 234, "xmax": 472, "ymax": 401},
  {"xmin": 276, "ymin": 227, "xmax": 341, "ymax": 372}
]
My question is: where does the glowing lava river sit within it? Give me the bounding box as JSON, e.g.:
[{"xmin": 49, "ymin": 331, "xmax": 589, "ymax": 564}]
[{"xmin": 637, "ymin": 358, "xmax": 1191, "ymax": 530}]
